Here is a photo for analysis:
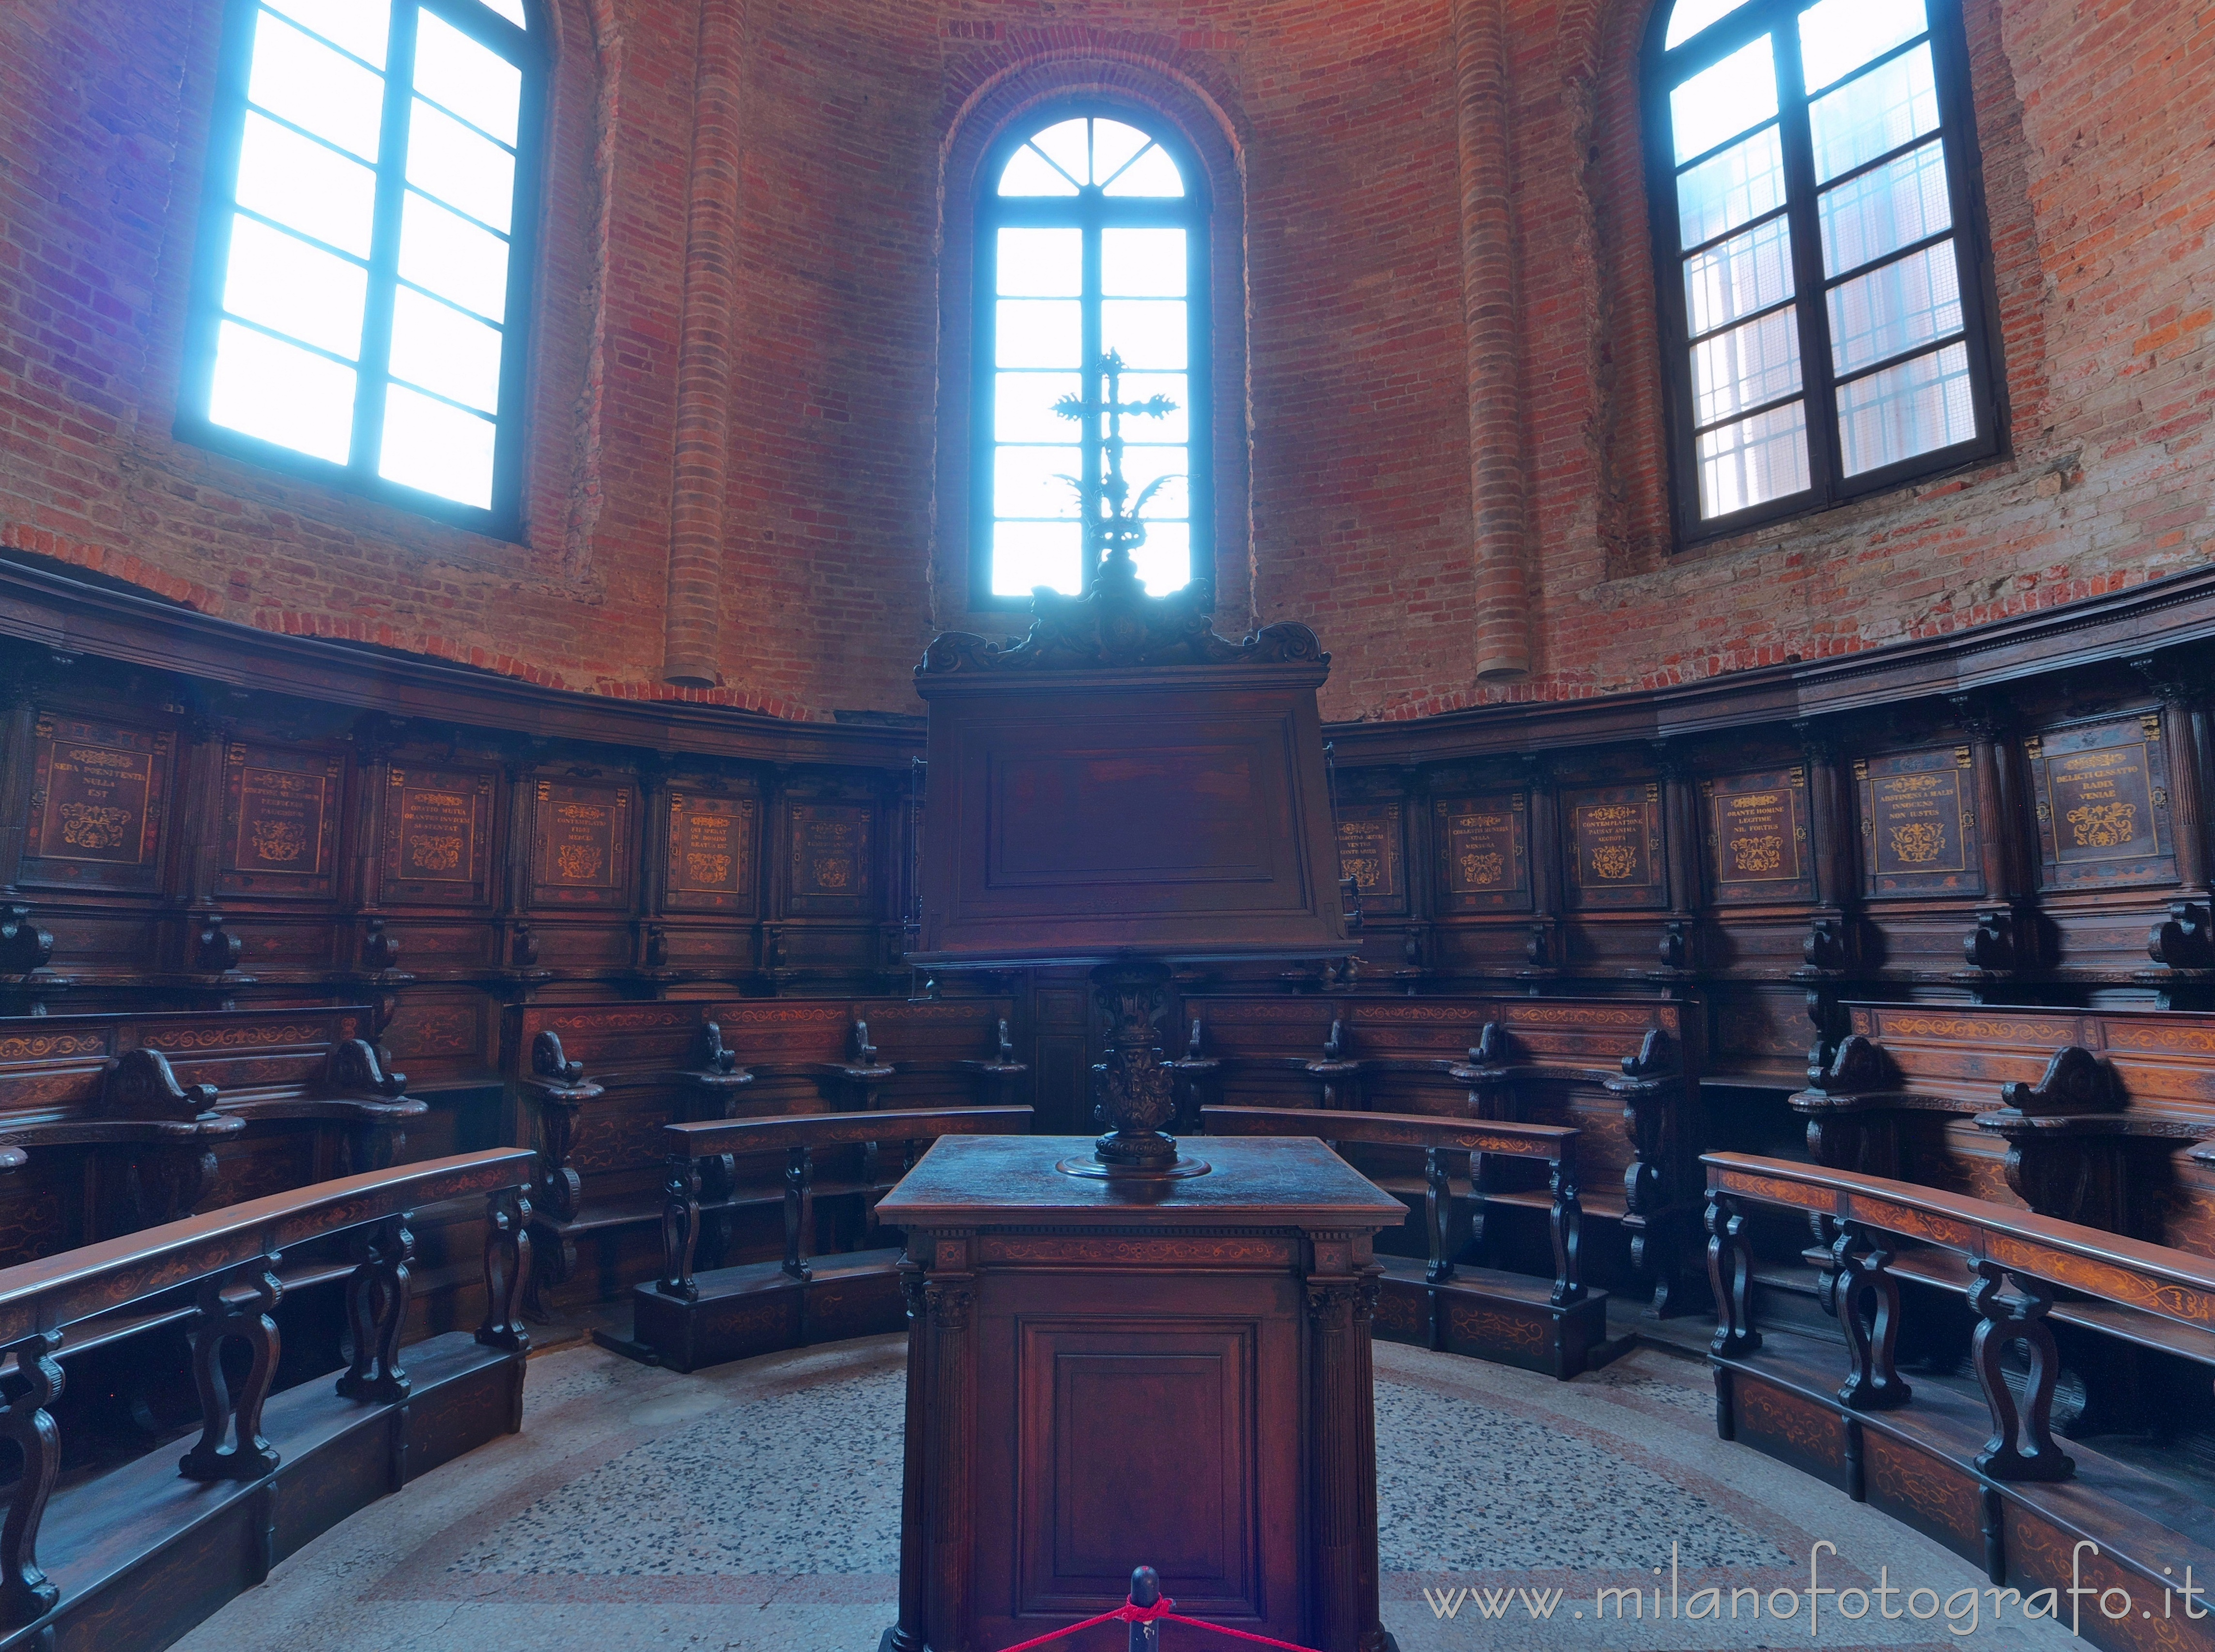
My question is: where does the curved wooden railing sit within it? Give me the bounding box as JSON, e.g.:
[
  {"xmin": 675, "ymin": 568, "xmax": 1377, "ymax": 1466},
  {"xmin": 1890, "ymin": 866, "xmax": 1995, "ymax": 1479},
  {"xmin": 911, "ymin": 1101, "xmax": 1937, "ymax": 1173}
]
[
  {"xmin": 655, "ymin": 1106, "xmax": 1033, "ymax": 1300},
  {"xmin": 1703, "ymin": 1151, "xmax": 2215, "ymax": 1499},
  {"xmin": 1202, "ymin": 1105, "xmax": 1585, "ymax": 1306},
  {"xmin": 0, "ymin": 1147, "xmax": 535, "ymax": 1633}
]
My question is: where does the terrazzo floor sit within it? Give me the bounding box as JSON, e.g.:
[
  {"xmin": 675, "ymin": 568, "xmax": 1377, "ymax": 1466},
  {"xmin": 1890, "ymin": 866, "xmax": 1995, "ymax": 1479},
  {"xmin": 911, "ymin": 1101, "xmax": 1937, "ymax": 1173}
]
[{"xmin": 172, "ymin": 1334, "xmax": 2079, "ymax": 1652}]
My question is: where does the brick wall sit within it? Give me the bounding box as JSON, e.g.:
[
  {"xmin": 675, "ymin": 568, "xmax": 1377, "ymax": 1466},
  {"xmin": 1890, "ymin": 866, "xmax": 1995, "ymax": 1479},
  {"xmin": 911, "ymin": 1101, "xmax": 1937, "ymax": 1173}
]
[{"xmin": 0, "ymin": 0, "xmax": 2206, "ymax": 723}]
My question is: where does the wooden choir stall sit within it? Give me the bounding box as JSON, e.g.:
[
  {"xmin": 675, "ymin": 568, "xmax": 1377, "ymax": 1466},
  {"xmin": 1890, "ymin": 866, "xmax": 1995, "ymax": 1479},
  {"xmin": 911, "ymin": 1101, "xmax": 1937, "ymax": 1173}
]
[{"xmin": 878, "ymin": 557, "xmax": 1403, "ymax": 1652}]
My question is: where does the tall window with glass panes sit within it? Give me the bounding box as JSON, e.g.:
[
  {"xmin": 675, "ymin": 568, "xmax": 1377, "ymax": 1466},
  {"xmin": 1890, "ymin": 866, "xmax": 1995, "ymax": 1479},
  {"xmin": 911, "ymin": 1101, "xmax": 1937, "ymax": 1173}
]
[
  {"xmin": 180, "ymin": 0, "xmax": 538, "ymax": 530},
  {"xmin": 974, "ymin": 111, "xmax": 1209, "ymax": 605},
  {"xmin": 1648, "ymin": 0, "xmax": 2000, "ymax": 541}
]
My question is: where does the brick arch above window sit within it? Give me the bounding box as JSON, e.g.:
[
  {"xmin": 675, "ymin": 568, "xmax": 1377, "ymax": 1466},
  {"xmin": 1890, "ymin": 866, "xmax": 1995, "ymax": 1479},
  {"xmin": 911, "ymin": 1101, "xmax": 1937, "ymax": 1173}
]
[{"xmin": 935, "ymin": 55, "xmax": 1250, "ymax": 627}]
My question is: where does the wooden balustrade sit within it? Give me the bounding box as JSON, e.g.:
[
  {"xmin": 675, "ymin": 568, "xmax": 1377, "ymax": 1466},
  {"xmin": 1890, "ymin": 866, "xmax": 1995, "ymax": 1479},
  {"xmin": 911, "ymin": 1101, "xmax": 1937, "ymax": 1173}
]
[
  {"xmin": 1201, "ymin": 1105, "xmax": 1615, "ymax": 1377},
  {"xmin": 0, "ymin": 1146, "xmax": 534, "ymax": 1650},
  {"xmin": 1701, "ymin": 1150, "xmax": 2215, "ymax": 1630},
  {"xmin": 627, "ymin": 1104, "xmax": 1033, "ymax": 1372}
]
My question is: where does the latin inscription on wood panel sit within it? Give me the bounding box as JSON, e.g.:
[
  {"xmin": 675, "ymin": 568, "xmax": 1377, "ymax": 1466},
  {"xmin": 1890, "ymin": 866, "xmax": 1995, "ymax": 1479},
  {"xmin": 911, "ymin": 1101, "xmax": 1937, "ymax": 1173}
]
[
  {"xmin": 1857, "ymin": 746, "xmax": 1982, "ymax": 898},
  {"xmin": 221, "ymin": 744, "xmax": 342, "ymax": 896},
  {"xmin": 790, "ymin": 803, "xmax": 872, "ymax": 906},
  {"xmin": 1565, "ymin": 783, "xmax": 1665, "ymax": 909},
  {"xmin": 381, "ymin": 767, "xmax": 496, "ymax": 905},
  {"xmin": 666, "ymin": 792, "xmax": 759, "ymax": 912},
  {"xmin": 1433, "ymin": 793, "xmax": 1530, "ymax": 912},
  {"xmin": 533, "ymin": 781, "xmax": 633, "ymax": 906},
  {"xmin": 24, "ymin": 715, "xmax": 172, "ymax": 890},
  {"xmin": 1336, "ymin": 801, "xmax": 1404, "ymax": 914},
  {"xmin": 1703, "ymin": 766, "xmax": 1814, "ymax": 904},
  {"xmin": 2027, "ymin": 713, "xmax": 2175, "ymax": 890}
]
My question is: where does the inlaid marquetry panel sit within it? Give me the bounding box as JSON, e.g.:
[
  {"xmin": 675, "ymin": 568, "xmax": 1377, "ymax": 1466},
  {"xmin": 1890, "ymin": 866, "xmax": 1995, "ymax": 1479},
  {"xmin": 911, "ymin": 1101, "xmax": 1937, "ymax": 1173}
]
[
  {"xmin": 380, "ymin": 765, "xmax": 497, "ymax": 906},
  {"xmin": 664, "ymin": 790, "xmax": 759, "ymax": 914},
  {"xmin": 786, "ymin": 801, "xmax": 873, "ymax": 913},
  {"xmin": 1336, "ymin": 800, "xmax": 1406, "ymax": 915},
  {"xmin": 1563, "ymin": 783, "xmax": 1666, "ymax": 910},
  {"xmin": 1432, "ymin": 792, "xmax": 1531, "ymax": 913},
  {"xmin": 2026, "ymin": 711, "xmax": 2179, "ymax": 891},
  {"xmin": 218, "ymin": 742, "xmax": 344, "ymax": 898},
  {"xmin": 1855, "ymin": 746, "xmax": 1983, "ymax": 899},
  {"xmin": 1702, "ymin": 766, "xmax": 1814, "ymax": 904},
  {"xmin": 22, "ymin": 713, "xmax": 175, "ymax": 893},
  {"xmin": 529, "ymin": 779, "xmax": 636, "ymax": 910}
]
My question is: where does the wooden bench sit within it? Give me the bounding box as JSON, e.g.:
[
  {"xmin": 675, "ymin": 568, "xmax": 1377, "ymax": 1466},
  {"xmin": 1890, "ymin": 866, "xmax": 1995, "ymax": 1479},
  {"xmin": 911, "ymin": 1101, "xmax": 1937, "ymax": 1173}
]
[
  {"xmin": 628, "ymin": 1104, "xmax": 1034, "ymax": 1371},
  {"xmin": 0, "ymin": 1146, "xmax": 533, "ymax": 1650},
  {"xmin": 507, "ymin": 995, "xmax": 1023, "ymax": 1310},
  {"xmin": 1791, "ymin": 1002, "xmax": 2215, "ymax": 1250},
  {"xmin": 1200, "ymin": 1105, "xmax": 1616, "ymax": 1377},
  {"xmin": 0, "ymin": 1005, "xmax": 433, "ymax": 1257},
  {"xmin": 1184, "ymin": 992, "xmax": 1697, "ymax": 1313},
  {"xmin": 1702, "ymin": 1151, "xmax": 2215, "ymax": 1634}
]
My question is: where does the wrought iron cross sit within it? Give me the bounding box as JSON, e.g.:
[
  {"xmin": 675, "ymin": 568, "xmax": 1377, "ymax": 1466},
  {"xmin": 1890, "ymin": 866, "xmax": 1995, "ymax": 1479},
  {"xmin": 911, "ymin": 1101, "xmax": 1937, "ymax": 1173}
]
[{"xmin": 1055, "ymin": 350, "xmax": 1181, "ymax": 591}]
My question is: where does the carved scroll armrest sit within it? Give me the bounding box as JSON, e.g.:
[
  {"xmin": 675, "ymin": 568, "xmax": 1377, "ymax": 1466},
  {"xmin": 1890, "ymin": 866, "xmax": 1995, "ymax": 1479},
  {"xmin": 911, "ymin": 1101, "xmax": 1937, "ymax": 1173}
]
[
  {"xmin": 1618, "ymin": 1028, "xmax": 1678, "ymax": 1080},
  {"xmin": 1995, "ymin": 1045, "xmax": 2122, "ymax": 1119}
]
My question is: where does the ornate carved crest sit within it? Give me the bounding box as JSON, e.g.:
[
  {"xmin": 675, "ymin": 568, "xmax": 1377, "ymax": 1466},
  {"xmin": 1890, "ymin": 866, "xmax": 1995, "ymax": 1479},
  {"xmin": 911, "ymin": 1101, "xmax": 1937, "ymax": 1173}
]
[{"xmin": 918, "ymin": 561, "xmax": 1326, "ymax": 676}]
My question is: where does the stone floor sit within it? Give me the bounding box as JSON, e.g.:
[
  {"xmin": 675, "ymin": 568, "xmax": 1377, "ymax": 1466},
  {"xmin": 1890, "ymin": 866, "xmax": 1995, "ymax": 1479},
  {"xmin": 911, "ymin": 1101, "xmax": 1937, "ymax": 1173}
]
[{"xmin": 173, "ymin": 1334, "xmax": 2077, "ymax": 1652}]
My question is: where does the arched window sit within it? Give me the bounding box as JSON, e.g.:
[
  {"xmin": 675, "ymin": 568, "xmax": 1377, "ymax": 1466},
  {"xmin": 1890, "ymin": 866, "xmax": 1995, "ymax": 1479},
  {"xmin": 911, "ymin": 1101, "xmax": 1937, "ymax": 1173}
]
[
  {"xmin": 974, "ymin": 109, "xmax": 1211, "ymax": 602},
  {"xmin": 180, "ymin": 0, "xmax": 542, "ymax": 531},
  {"xmin": 1646, "ymin": 0, "xmax": 2000, "ymax": 540}
]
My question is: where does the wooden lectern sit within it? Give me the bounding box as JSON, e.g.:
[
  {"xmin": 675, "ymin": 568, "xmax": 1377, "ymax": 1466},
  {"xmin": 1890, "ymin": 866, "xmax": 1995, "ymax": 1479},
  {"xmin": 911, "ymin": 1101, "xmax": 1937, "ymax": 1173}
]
[
  {"xmin": 877, "ymin": 1134, "xmax": 1405, "ymax": 1652},
  {"xmin": 888, "ymin": 563, "xmax": 1399, "ymax": 1651}
]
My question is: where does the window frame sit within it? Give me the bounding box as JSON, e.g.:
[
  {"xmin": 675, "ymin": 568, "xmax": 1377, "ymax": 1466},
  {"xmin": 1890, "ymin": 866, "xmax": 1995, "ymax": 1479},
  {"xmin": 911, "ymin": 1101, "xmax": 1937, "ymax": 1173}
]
[
  {"xmin": 1641, "ymin": 0, "xmax": 2006, "ymax": 548},
  {"xmin": 177, "ymin": 0, "xmax": 547, "ymax": 540},
  {"xmin": 969, "ymin": 100, "xmax": 1215, "ymax": 612}
]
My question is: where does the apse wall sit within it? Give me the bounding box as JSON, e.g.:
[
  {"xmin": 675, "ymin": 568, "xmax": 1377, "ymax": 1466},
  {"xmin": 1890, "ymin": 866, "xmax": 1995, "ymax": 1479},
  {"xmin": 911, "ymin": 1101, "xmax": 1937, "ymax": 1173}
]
[{"xmin": 0, "ymin": 0, "xmax": 2208, "ymax": 724}]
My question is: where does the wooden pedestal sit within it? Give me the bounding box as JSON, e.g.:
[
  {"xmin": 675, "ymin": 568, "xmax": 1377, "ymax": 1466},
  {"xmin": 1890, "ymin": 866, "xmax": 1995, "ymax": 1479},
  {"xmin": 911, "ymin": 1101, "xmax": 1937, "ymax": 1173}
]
[{"xmin": 875, "ymin": 1135, "xmax": 1405, "ymax": 1652}]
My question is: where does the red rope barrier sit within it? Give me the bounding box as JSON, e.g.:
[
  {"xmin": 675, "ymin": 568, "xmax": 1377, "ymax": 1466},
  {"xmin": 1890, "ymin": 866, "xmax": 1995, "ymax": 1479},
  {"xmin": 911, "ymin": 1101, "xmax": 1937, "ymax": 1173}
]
[{"xmin": 991, "ymin": 1588, "xmax": 1324, "ymax": 1652}]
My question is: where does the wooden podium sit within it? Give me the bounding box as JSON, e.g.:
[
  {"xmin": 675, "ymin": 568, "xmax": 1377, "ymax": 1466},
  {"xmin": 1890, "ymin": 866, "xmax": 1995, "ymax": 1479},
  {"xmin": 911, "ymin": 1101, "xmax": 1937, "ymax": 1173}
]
[{"xmin": 876, "ymin": 1134, "xmax": 1405, "ymax": 1652}]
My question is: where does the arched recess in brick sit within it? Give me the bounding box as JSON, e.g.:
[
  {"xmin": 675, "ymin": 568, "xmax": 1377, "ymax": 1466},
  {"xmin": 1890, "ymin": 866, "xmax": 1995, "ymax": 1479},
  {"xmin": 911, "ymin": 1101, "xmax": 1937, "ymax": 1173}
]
[{"xmin": 934, "ymin": 51, "xmax": 1250, "ymax": 631}]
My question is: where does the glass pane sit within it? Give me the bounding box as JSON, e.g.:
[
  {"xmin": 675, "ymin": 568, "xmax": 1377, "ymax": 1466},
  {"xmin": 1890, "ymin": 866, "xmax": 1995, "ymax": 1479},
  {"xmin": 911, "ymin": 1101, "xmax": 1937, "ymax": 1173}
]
[
  {"xmin": 1030, "ymin": 120, "xmax": 1091, "ymax": 186},
  {"xmin": 1102, "ymin": 299, "xmax": 1186, "ymax": 370},
  {"xmin": 995, "ymin": 371, "xmax": 1083, "ymax": 443},
  {"xmin": 379, "ymin": 382, "xmax": 496, "ymax": 505},
  {"xmin": 998, "ymin": 144, "xmax": 1078, "ymax": 196},
  {"xmin": 1691, "ymin": 307, "xmax": 1801, "ymax": 428},
  {"xmin": 483, "ymin": 0, "xmax": 527, "ymax": 22},
  {"xmin": 234, "ymin": 111, "xmax": 378, "ymax": 258},
  {"xmin": 1665, "ymin": 0, "xmax": 1754, "ymax": 48},
  {"xmin": 1837, "ymin": 340, "xmax": 1974, "ymax": 474},
  {"xmin": 1103, "ymin": 229, "xmax": 1187, "ymax": 297},
  {"xmin": 1103, "ymin": 145, "xmax": 1184, "ymax": 197},
  {"xmin": 1677, "ymin": 125, "xmax": 1785, "ymax": 250},
  {"xmin": 1828, "ymin": 241, "xmax": 1962, "ymax": 374},
  {"xmin": 1819, "ymin": 138, "xmax": 1952, "ymax": 276},
  {"xmin": 246, "ymin": 12, "xmax": 385, "ymax": 161},
  {"xmin": 1118, "ymin": 373, "xmax": 1188, "ymax": 444},
  {"xmin": 408, "ymin": 99, "xmax": 516, "ymax": 231},
  {"xmin": 1118, "ymin": 445, "xmax": 1189, "ymax": 521},
  {"xmin": 1696, "ymin": 400, "xmax": 1810, "ymax": 517},
  {"xmin": 208, "ymin": 319, "xmax": 356, "ymax": 462},
  {"xmin": 1670, "ymin": 37, "xmax": 1776, "ymax": 165},
  {"xmin": 996, "ymin": 299, "xmax": 1081, "ymax": 368},
  {"xmin": 994, "ymin": 445, "xmax": 1083, "ymax": 518},
  {"xmin": 222, "ymin": 215, "xmax": 368, "ymax": 359},
  {"xmin": 997, "ymin": 229, "xmax": 1080, "ymax": 297},
  {"xmin": 1685, "ymin": 214, "xmax": 1794, "ymax": 337},
  {"xmin": 1800, "ymin": 0, "xmax": 1927, "ymax": 92},
  {"xmin": 992, "ymin": 520, "xmax": 1083, "ymax": 597},
  {"xmin": 262, "ymin": 0, "xmax": 389, "ymax": 66},
  {"xmin": 389, "ymin": 287, "xmax": 503, "ymax": 412},
  {"xmin": 399, "ymin": 191, "xmax": 511, "ymax": 321},
  {"xmin": 413, "ymin": 10, "xmax": 520, "ymax": 144},
  {"xmin": 1131, "ymin": 519, "xmax": 1190, "ymax": 597},
  {"xmin": 1093, "ymin": 122, "xmax": 1152, "ymax": 184},
  {"xmin": 1810, "ymin": 44, "xmax": 1939, "ymax": 184}
]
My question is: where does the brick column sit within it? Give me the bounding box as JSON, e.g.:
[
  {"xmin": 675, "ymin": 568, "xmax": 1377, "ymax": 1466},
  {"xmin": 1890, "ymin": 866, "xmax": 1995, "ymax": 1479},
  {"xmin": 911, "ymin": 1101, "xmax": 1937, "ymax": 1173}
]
[
  {"xmin": 1455, "ymin": 0, "xmax": 1531, "ymax": 683},
  {"xmin": 661, "ymin": 0, "xmax": 746, "ymax": 688}
]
